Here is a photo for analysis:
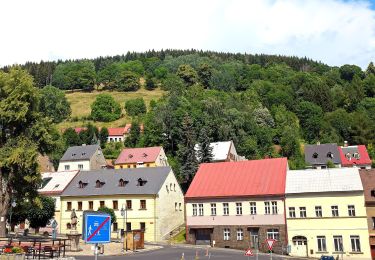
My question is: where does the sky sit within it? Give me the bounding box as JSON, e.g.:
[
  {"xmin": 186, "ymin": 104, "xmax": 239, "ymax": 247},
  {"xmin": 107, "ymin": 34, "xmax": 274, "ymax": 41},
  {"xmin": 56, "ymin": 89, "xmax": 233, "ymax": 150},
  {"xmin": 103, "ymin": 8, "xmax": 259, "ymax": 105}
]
[{"xmin": 1, "ymin": 0, "xmax": 374, "ymax": 68}]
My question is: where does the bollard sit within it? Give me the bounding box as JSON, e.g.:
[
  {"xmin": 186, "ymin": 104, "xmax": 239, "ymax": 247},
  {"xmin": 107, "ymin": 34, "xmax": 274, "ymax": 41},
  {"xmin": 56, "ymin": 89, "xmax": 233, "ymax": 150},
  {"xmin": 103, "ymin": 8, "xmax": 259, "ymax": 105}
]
[{"xmin": 181, "ymin": 252, "xmax": 185, "ymax": 260}]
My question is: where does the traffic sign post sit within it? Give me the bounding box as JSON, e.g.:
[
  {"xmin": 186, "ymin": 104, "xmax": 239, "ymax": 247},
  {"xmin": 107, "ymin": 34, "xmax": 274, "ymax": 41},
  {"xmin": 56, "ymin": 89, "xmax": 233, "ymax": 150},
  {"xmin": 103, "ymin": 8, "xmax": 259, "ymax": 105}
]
[{"xmin": 265, "ymin": 239, "xmax": 276, "ymax": 260}]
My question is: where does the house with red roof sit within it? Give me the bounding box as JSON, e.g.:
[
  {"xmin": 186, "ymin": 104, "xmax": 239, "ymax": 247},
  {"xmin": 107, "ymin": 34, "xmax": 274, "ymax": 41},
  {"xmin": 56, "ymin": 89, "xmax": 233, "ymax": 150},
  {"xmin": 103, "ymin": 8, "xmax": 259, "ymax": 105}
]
[
  {"xmin": 338, "ymin": 142, "xmax": 372, "ymax": 169},
  {"xmin": 114, "ymin": 146, "xmax": 168, "ymax": 169},
  {"xmin": 185, "ymin": 158, "xmax": 288, "ymax": 253},
  {"xmin": 107, "ymin": 124, "xmax": 131, "ymax": 142}
]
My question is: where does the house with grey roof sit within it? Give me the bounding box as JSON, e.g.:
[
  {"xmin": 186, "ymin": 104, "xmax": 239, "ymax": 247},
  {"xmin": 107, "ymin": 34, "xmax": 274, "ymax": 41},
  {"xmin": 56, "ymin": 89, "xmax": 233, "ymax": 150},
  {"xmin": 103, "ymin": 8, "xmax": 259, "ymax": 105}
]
[
  {"xmin": 304, "ymin": 143, "xmax": 342, "ymax": 169},
  {"xmin": 57, "ymin": 144, "xmax": 107, "ymax": 171},
  {"xmin": 59, "ymin": 167, "xmax": 184, "ymax": 242}
]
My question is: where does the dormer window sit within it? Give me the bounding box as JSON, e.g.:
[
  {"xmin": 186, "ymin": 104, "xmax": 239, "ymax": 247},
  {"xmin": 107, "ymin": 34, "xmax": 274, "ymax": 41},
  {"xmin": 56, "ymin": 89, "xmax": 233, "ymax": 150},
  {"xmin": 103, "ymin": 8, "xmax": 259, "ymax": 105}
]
[
  {"xmin": 354, "ymin": 152, "xmax": 360, "ymax": 160},
  {"xmin": 119, "ymin": 178, "xmax": 128, "ymax": 187},
  {"xmin": 312, "ymin": 152, "xmax": 318, "ymax": 159},
  {"xmin": 327, "ymin": 152, "xmax": 333, "ymax": 159},
  {"xmin": 345, "ymin": 153, "xmax": 351, "ymax": 160},
  {"xmin": 137, "ymin": 178, "xmax": 147, "ymax": 186},
  {"xmin": 72, "ymin": 153, "xmax": 76, "ymax": 157},
  {"xmin": 95, "ymin": 180, "xmax": 105, "ymax": 188},
  {"xmin": 82, "ymin": 152, "xmax": 86, "ymax": 156},
  {"xmin": 142, "ymin": 153, "xmax": 148, "ymax": 158},
  {"xmin": 78, "ymin": 181, "xmax": 88, "ymax": 188},
  {"xmin": 128, "ymin": 154, "xmax": 133, "ymax": 158}
]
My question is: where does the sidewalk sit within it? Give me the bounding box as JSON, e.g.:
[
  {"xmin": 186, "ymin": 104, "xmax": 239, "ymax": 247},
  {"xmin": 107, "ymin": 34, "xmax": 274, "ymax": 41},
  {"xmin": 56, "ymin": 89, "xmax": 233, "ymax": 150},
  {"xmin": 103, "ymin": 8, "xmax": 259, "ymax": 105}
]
[{"xmin": 65, "ymin": 241, "xmax": 162, "ymax": 256}]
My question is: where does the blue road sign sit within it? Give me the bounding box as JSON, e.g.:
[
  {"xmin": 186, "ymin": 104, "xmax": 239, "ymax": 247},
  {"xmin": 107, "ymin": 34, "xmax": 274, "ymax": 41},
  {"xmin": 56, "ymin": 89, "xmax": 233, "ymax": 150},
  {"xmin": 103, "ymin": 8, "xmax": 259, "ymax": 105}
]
[{"xmin": 83, "ymin": 212, "xmax": 111, "ymax": 244}]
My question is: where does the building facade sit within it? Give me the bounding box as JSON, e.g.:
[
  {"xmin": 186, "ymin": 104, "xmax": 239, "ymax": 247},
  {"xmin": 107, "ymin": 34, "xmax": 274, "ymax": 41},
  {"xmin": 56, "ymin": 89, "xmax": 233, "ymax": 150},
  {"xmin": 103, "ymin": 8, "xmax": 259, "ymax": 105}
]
[
  {"xmin": 58, "ymin": 144, "xmax": 107, "ymax": 171},
  {"xmin": 59, "ymin": 167, "xmax": 184, "ymax": 242},
  {"xmin": 185, "ymin": 158, "xmax": 288, "ymax": 254},
  {"xmin": 286, "ymin": 168, "xmax": 371, "ymax": 259},
  {"xmin": 114, "ymin": 146, "xmax": 168, "ymax": 169},
  {"xmin": 107, "ymin": 125, "xmax": 131, "ymax": 142}
]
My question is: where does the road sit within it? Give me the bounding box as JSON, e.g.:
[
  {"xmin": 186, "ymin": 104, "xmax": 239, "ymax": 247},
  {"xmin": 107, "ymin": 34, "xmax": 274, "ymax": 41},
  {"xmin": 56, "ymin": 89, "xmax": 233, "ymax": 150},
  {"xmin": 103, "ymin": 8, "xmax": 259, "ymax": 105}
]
[{"xmin": 76, "ymin": 245, "xmax": 303, "ymax": 260}]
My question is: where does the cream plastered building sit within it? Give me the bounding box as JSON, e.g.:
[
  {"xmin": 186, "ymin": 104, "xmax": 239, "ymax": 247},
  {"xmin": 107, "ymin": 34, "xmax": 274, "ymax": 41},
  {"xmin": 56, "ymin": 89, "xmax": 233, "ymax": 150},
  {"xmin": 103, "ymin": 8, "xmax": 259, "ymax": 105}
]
[
  {"xmin": 59, "ymin": 167, "xmax": 184, "ymax": 242},
  {"xmin": 286, "ymin": 168, "xmax": 371, "ymax": 259}
]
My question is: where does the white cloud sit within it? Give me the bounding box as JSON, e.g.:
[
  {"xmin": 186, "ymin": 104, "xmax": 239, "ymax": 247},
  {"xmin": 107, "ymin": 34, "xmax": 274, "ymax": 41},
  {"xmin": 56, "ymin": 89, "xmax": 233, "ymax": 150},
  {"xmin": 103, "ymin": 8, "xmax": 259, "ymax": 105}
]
[{"xmin": 0, "ymin": 0, "xmax": 374, "ymax": 68}]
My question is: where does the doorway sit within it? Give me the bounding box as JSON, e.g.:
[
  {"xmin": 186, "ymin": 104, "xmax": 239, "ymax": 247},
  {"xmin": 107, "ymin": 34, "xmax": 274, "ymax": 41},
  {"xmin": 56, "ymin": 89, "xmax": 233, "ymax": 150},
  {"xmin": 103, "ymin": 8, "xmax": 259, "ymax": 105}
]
[{"xmin": 291, "ymin": 236, "xmax": 308, "ymax": 257}]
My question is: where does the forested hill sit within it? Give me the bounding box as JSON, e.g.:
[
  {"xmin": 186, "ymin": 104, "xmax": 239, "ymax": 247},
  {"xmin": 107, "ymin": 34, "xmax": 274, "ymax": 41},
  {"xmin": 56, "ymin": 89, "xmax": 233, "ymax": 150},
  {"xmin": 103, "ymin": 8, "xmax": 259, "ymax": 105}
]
[{"xmin": 2, "ymin": 49, "xmax": 375, "ymax": 180}]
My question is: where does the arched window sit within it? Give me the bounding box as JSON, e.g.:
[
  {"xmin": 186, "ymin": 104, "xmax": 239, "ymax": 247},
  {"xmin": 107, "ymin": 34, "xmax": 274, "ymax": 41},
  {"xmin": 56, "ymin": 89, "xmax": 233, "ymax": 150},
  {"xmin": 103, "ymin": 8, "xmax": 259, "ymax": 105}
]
[
  {"xmin": 96, "ymin": 180, "xmax": 104, "ymax": 188},
  {"xmin": 137, "ymin": 178, "xmax": 147, "ymax": 186},
  {"xmin": 119, "ymin": 179, "xmax": 128, "ymax": 187},
  {"xmin": 327, "ymin": 152, "xmax": 333, "ymax": 159},
  {"xmin": 312, "ymin": 152, "xmax": 318, "ymax": 159}
]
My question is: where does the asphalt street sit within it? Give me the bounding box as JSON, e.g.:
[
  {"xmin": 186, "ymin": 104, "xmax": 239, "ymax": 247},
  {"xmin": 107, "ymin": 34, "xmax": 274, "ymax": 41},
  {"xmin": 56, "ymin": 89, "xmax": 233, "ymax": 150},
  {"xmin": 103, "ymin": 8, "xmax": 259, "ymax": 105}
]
[{"xmin": 76, "ymin": 245, "xmax": 303, "ymax": 260}]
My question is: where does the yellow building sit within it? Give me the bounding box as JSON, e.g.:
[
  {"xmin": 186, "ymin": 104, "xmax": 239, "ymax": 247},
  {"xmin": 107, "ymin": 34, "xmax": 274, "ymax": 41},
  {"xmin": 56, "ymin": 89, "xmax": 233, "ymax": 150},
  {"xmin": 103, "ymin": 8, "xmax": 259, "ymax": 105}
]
[
  {"xmin": 114, "ymin": 146, "xmax": 168, "ymax": 169},
  {"xmin": 59, "ymin": 167, "xmax": 184, "ymax": 242},
  {"xmin": 286, "ymin": 168, "xmax": 370, "ymax": 259}
]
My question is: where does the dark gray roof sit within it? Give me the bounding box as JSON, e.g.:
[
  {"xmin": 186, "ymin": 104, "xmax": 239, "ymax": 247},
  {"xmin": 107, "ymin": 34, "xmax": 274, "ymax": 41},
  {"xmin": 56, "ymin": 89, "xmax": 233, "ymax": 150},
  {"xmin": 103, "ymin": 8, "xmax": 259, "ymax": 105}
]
[
  {"xmin": 60, "ymin": 145, "xmax": 100, "ymax": 162},
  {"xmin": 61, "ymin": 167, "xmax": 171, "ymax": 197},
  {"xmin": 305, "ymin": 143, "xmax": 342, "ymax": 165}
]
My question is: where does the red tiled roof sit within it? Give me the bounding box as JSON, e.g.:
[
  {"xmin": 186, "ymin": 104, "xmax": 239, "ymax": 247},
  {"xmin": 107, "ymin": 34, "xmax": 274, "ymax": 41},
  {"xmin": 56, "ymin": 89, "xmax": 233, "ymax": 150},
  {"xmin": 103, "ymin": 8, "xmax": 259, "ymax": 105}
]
[
  {"xmin": 185, "ymin": 158, "xmax": 288, "ymax": 199},
  {"xmin": 108, "ymin": 127, "xmax": 126, "ymax": 136},
  {"xmin": 338, "ymin": 145, "xmax": 372, "ymax": 166},
  {"xmin": 115, "ymin": 146, "xmax": 162, "ymax": 164},
  {"xmin": 74, "ymin": 127, "xmax": 86, "ymax": 133}
]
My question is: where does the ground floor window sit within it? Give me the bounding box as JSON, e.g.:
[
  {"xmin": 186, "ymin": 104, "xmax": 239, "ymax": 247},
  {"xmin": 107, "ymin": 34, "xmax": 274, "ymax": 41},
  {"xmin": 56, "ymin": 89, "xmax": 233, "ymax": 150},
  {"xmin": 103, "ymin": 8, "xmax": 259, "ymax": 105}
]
[
  {"xmin": 317, "ymin": 236, "xmax": 327, "ymax": 252},
  {"xmin": 113, "ymin": 222, "xmax": 118, "ymax": 232},
  {"xmin": 223, "ymin": 228, "xmax": 230, "ymax": 241},
  {"xmin": 236, "ymin": 229, "xmax": 243, "ymax": 241},
  {"xmin": 266, "ymin": 229, "xmax": 279, "ymax": 240},
  {"xmin": 350, "ymin": 236, "xmax": 361, "ymax": 252},
  {"xmin": 333, "ymin": 236, "xmax": 343, "ymax": 252}
]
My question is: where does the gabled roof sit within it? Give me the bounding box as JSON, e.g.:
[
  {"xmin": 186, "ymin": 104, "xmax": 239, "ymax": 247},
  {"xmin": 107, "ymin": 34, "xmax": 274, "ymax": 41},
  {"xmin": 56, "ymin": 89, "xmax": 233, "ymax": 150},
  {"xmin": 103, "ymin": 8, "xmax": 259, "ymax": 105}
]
[
  {"xmin": 60, "ymin": 144, "xmax": 101, "ymax": 162},
  {"xmin": 115, "ymin": 146, "xmax": 162, "ymax": 164},
  {"xmin": 286, "ymin": 168, "xmax": 363, "ymax": 194},
  {"xmin": 39, "ymin": 170, "xmax": 79, "ymax": 195},
  {"xmin": 61, "ymin": 167, "xmax": 171, "ymax": 197},
  {"xmin": 108, "ymin": 127, "xmax": 127, "ymax": 136},
  {"xmin": 338, "ymin": 145, "xmax": 372, "ymax": 166},
  {"xmin": 359, "ymin": 169, "xmax": 375, "ymax": 204},
  {"xmin": 185, "ymin": 158, "xmax": 288, "ymax": 199},
  {"xmin": 304, "ymin": 143, "xmax": 341, "ymax": 165}
]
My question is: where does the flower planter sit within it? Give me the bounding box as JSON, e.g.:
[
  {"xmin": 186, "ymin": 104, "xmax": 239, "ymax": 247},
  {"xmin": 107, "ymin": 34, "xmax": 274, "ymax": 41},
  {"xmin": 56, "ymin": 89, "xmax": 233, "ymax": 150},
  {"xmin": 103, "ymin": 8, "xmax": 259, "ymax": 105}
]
[{"xmin": 0, "ymin": 254, "xmax": 25, "ymax": 260}]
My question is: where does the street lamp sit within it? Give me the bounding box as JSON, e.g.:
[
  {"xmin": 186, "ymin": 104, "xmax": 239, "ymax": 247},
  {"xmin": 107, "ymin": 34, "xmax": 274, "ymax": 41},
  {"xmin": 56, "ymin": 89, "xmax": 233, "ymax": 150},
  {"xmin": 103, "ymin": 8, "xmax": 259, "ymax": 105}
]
[
  {"xmin": 120, "ymin": 205, "xmax": 127, "ymax": 252},
  {"xmin": 9, "ymin": 200, "xmax": 16, "ymax": 233}
]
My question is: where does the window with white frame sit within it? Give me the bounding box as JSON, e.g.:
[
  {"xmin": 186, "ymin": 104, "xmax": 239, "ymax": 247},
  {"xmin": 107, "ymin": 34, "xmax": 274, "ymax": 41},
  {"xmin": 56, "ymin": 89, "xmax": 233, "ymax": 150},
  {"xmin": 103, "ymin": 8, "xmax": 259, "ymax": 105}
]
[
  {"xmin": 266, "ymin": 229, "xmax": 279, "ymax": 240},
  {"xmin": 78, "ymin": 164, "xmax": 83, "ymax": 170},
  {"xmin": 223, "ymin": 228, "xmax": 230, "ymax": 240},
  {"xmin": 331, "ymin": 206, "xmax": 339, "ymax": 217},
  {"xmin": 350, "ymin": 236, "xmax": 361, "ymax": 252},
  {"xmin": 65, "ymin": 165, "xmax": 70, "ymax": 170},
  {"xmin": 348, "ymin": 205, "xmax": 356, "ymax": 216},
  {"xmin": 333, "ymin": 236, "xmax": 343, "ymax": 252},
  {"xmin": 317, "ymin": 236, "xmax": 327, "ymax": 252},
  {"xmin": 289, "ymin": 207, "xmax": 296, "ymax": 218},
  {"xmin": 315, "ymin": 206, "xmax": 322, "ymax": 217},
  {"xmin": 250, "ymin": 202, "xmax": 257, "ymax": 215},
  {"xmin": 198, "ymin": 204, "xmax": 204, "ymax": 216},
  {"xmin": 192, "ymin": 204, "xmax": 197, "ymax": 216},
  {"xmin": 236, "ymin": 203, "xmax": 242, "ymax": 215},
  {"xmin": 299, "ymin": 207, "xmax": 307, "ymax": 218},
  {"xmin": 237, "ymin": 228, "xmax": 244, "ymax": 241},
  {"xmin": 265, "ymin": 202, "xmax": 270, "ymax": 215},
  {"xmin": 223, "ymin": 203, "xmax": 229, "ymax": 216},
  {"xmin": 211, "ymin": 203, "xmax": 216, "ymax": 216},
  {"xmin": 271, "ymin": 201, "xmax": 278, "ymax": 214}
]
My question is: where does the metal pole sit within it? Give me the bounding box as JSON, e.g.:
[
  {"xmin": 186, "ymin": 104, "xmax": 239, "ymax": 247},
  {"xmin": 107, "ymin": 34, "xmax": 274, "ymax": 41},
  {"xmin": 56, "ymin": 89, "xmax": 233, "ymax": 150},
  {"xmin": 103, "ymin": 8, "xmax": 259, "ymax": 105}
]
[
  {"xmin": 94, "ymin": 243, "xmax": 98, "ymax": 260},
  {"xmin": 125, "ymin": 206, "xmax": 128, "ymax": 252}
]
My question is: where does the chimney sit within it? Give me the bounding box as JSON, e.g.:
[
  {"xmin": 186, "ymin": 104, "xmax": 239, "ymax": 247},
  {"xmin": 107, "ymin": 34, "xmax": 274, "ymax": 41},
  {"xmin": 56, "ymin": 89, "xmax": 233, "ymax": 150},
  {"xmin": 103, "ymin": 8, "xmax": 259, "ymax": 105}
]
[{"xmin": 344, "ymin": 141, "xmax": 348, "ymax": 147}]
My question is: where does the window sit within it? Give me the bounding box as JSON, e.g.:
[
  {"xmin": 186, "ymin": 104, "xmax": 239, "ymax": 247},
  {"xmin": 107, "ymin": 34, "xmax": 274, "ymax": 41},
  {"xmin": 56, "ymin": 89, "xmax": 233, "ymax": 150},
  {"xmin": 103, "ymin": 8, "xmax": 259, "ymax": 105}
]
[
  {"xmin": 66, "ymin": 223, "xmax": 71, "ymax": 229},
  {"xmin": 126, "ymin": 222, "xmax": 131, "ymax": 231},
  {"xmin": 354, "ymin": 152, "xmax": 360, "ymax": 159},
  {"xmin": 88, "ymin": 201, "xmax": 93, "ymax": 210},
  {"xmin": 299, "ymin": 207, "xmax": 307, "ymax": 218},
  {"xmin": 223, "ymin": 203, "xmax": 229, "ymax": 216},
  {"xmin": 265, "ymin": 202, "xmax": 270, "ymax": 215},
  {"xmin": 100, "ymin": 201, "xmax": 105, "ymax": 208},
  {"xmin": 179, "ymin": 203, "xmax": 182, "ymax": 211},
  {"xmin": 198, "ymin": 204, "xmax": 204, "ymax": 216},
  {"xmin": 350, "ymin": 236, "xmax": 361, "ymax": 252},
  {"xmin": 331, "ymin": 206, "xmax": 339, "ymax": 217},
  {"xmin": 371, "ymin": 190, "xmax": 375, "ymax": 197},
  {"xmin": 140, "ymin": 222, "xmax": 145, "ymax": 231},
  {"xmin": 126, "ymin": 200, "xmax": 132, "ymax": 210},
  {"xmin": 78, "ymin": 164, "xmax": 83, "ymax": 170},
  {"xmin": 140, "ymin": 200, "xmax": 146, "ymax": 210},
  {"xmin": 119, "ymin": 179, "xmax": 128, "ymax": 187},
  {"xmin": 78, "ymin": 181, "xmax": 87, "ymax": 189},
  {"xmin": 372, "ymin": 217, "xmax": 375, "ymax": 229},
  {"xmin": 250, "ymin": 202, "xmax": 257, "ymax": 215},
  {"xmin": 175, "ymin": 202, "xmax": 178, "ymax": 211},
  {"xmin": 192, "ymin": 204, "xmax": 197, "ymax": 216},
  {"xmin": 211, "ymin": 203, "xmax": 216, "ymax": 216},
  {"xmin": 267, "ymin": 229, "xmax": 279, "ymax": 240},
  {"xmin": 67, "ymin": 202, "xmax": 72, "ymax": 211},
  {"xmin": 174, "ymin": 184, "xmax": 176, "ymax": 191},
  {"xmin": 271, "ymin": 201, "xmax": 278, "ymax": 214},
  {"xmin": 113, "ymin": 200, "xmax": 118, "ymax": 210},
  {"xmin": 317, "ymin": 236, "xmax": 327, "ymax": 252},
  {"xmin": 333, "ymin": 236, "xmax": 343, "ymax": 252},
  {"xmin": 223, "ymin": 228, "xmax": 230, "ymax": 240},
  {"xmin": 289, "ymin": 207, "xmax": 296, "ymax": 218},
  {"xmin": 236, "ymin": 203, "xmax": 242, "ymax": 215},
  {"xmin": 313, "ymin": 152, "xmax": 318, "ymax": 159},
  {"xmin": 237, "ymin": 229, "xmax": 244, "ymax": 241},
  {"xmin": 113, "ymin": 223, "xmax": 118, "ymax": 232},
  {"xmin": 327, "ymin": 152, "xmax": 334, "ymax": 159},
  {"xmin": 78, "ymin": 201, "xmax": 82, "ymax": 211},
  {"xmin": 348, "ymin": 205, "xmax": 355, "ymax": 216},
  {"xmin": 137, "ymin": 178, "xmax": 147, "ymax": 186},
  {"xmin": 315, "ymin": 206, "xmax": 322, "ymax": 217},
  {"xmin": 65, "ymin": 165, "xmax": 70, "ymax": 171},
  {"xmin": 96, "ymin": 180, "xmax": 104, "ymax": 188}
]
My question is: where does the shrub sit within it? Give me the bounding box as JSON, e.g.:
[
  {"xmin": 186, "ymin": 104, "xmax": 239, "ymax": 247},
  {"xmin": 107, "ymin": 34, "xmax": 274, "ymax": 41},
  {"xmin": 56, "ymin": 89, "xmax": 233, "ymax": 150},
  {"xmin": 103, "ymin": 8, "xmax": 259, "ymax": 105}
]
[
  {"xmin": 125, "ymin": 98, "xmax": 147, "ymax": 116},
  {"xmin": 91, "ymin": 94, "xmax": 122, "ymax": 122}
]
